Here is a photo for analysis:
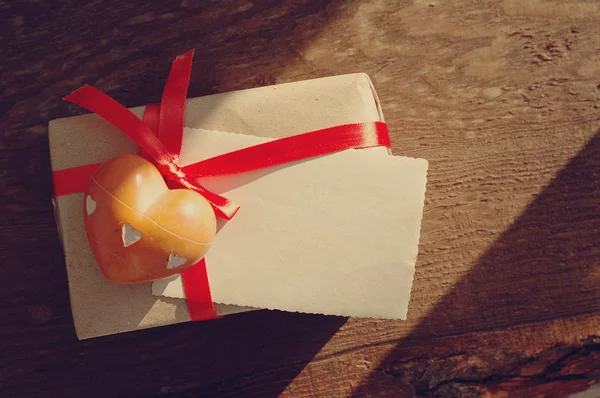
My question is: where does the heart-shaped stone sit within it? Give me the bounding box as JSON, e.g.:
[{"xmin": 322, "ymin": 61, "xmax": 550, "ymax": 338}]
[{"xmin": 84, "ymin": 154, "xmax": 217, "ymax": 284}]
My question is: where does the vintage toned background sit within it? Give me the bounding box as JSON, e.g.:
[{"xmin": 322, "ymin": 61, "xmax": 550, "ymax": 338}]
[{"xmin": 1, "ymin": 0, "xmax": 599, "ymax": 397}]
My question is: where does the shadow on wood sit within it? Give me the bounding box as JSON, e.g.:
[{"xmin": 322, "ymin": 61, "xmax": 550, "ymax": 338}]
[
  {"xmin": 0, "ymin": 2, "xmax": 352, "ymax": 397},
  {"xmin": 352, "ymin": 129, "xmax": 600, "ymax": 396}
]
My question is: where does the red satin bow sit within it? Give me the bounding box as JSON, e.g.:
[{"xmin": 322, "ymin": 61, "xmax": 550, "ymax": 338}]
[
  {"xmin": 63, "ymin": 52, "xmax": 239, "ymax": 220},
  {"xmin": 54, "ymin": 49, "xmax": 391, "ymax": 321}
]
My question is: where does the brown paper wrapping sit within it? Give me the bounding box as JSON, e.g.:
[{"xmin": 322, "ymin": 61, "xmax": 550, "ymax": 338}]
[{"xmin": 49, "ymin": 73, "xmax": 385, "ymax": 339}]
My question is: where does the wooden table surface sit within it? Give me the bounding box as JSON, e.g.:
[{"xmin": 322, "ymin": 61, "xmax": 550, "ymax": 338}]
[{"xmin": 2, "ymin": 1, "xmax": 599, "ymax": 397}]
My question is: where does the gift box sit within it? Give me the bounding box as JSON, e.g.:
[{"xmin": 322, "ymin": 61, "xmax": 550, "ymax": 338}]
[{"xmin": 49, "ymin": 51, "xmax": 428, "ymax": 339}]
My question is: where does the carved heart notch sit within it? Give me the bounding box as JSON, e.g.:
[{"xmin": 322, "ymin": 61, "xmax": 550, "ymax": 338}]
[{"xmin": 83, "ymin": 154, "xmax": 217, "ymax": 284}]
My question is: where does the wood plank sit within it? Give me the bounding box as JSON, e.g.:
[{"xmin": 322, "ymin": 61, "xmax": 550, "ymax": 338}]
[
  {"xmin": 1, "ymin": 0, "xmax": 599, "ymax": 397},
  {"xmin": 286, "ymin": 313, "xmax": 600, "ymax": 397}
]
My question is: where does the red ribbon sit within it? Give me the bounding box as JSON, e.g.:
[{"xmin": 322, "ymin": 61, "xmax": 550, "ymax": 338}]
[{"xmin": 53, "ymin": 50, "xmax": 391, "ymax": 321}]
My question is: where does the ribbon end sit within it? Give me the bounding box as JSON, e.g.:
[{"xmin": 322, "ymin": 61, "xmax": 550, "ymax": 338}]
[
  {"xmin": 226, "ymin": 205, "xmax": 241, "ymax": 219},
  {"xmin": 214, "ymin": 203, "xmax": 241, "ymax": 221},
  {"xmin": 175, "ymin": 49, "xmax": 195, "ymax": 62},
  {"xmin": 63, "ymin": 84, "xmax": 93, "ymax": 102}
]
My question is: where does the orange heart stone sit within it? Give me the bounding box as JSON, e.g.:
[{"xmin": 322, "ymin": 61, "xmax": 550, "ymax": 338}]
[{"xmin": 83, "ymin": 154, "xmax": 217, "ymax": 284}]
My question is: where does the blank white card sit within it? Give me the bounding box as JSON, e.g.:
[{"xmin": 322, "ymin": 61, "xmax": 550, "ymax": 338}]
[{"xmin": 153, "ymin": 128, "xmax": 428, "ymax": 319}]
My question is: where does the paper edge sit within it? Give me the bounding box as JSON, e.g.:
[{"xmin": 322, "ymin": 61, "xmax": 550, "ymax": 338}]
[
  {"xmin": 399, "ymin": 158, "xmax": 429, "ymax": 319},
  {"xmin": 48, "ymin": 73, "xmax": 371, "ymax": 125},
  {"xmin": 206, "ymin": 158, "xmax": 429, "ymax": 320}
]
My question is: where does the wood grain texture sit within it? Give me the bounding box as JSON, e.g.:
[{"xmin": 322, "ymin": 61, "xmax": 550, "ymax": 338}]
[{"xmin": 1, "ymin": 0, "xmax": 599, "ymax": 397}]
